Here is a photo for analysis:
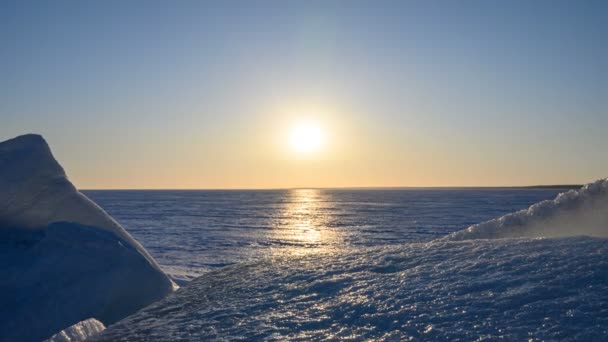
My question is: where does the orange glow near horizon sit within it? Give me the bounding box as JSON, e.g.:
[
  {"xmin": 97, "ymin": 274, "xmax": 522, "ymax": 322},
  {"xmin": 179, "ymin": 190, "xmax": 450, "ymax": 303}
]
[{"xmin": 48, "ymin": 102, "xmax": 602, "ymax": 190}]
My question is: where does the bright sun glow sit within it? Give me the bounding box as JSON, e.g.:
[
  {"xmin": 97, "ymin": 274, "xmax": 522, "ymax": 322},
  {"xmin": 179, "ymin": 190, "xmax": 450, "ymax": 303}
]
[{"xmin": 290, "ymin": 122, "xmax": 323, "ymax": 154}]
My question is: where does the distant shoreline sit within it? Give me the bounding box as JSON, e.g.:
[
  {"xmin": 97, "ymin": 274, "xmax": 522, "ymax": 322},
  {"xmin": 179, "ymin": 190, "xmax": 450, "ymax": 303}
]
[{"xmin": 517, "ymin": 185, "xmax": 582, "ymax": 190}]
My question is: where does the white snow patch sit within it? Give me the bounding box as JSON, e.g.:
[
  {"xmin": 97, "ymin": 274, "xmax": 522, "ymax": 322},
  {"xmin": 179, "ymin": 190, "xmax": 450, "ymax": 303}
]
[{"xmin": 44, "ymin": 319, "xmax": 105, "ymax": 342}]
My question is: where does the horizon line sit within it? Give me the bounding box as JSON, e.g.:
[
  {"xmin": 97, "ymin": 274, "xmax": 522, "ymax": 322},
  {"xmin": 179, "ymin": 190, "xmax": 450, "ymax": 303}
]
[{"xmin": 81, "ymin": 184, "xmax": 583, "ymax": 191}]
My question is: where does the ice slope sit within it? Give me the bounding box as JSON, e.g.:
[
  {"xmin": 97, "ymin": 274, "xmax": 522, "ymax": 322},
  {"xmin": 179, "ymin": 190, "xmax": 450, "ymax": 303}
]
[
  {"xmin": 0, "ymin": 134, "xmax": 175, "ymax": 342},
  {"xmin": 447, "ymin": 178, "xmax": 608, "ymax": 240},
  {"xmin": 94, "ymin": 179, "xmax": 608, "ymax": 341},
  {"xmin": 44, "ymin": 319, "xmax": 105, "ymax": 342},
  {"xmin": 94, "ymin": 237, "xmax": 608, "ymax": 341}
]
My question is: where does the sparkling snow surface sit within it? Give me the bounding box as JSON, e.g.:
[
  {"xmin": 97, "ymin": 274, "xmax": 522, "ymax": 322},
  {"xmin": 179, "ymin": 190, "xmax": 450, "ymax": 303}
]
[
  {"xmin": 95, "ymin": 237, "xmax": 608, "ymax": 341},
  {"xmin": 93, "ymin": 180, "xmax": 608, "ymax": 341}
]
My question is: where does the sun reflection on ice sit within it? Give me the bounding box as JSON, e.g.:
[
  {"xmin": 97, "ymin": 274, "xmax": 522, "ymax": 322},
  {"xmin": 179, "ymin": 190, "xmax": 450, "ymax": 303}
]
[{"xmin": 269, "ymin": 189, "xmax": 341, "ymax": 256}]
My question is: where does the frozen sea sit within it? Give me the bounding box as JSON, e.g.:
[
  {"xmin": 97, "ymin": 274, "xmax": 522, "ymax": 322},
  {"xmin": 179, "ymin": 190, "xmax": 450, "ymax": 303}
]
[
  {"xmin": 84, "ymin": 188, "xmax": 569, "ymax": 283},
  {"xmin": 84, "ymin": 187, "xmax": 608, "ymax": 341}
]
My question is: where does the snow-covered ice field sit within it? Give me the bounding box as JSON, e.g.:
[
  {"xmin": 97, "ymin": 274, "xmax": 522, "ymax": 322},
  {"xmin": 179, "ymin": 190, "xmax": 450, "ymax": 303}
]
[
  {"xmin": 85, "ymin": 188, "xmax": 571, "ymax": 282},
  {"xmin": 89, "ymin": 181, "xmax": 608, "ymax": 341}
]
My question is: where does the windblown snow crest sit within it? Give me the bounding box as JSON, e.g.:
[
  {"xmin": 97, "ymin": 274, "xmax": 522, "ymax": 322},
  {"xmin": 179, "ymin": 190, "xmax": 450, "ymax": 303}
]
[
  {"xmin": 0, "ymin": 134, "xmax": 175, "ymax": 342},
  {"xmin": 446, "ymin": 178, "xmax": 608, "ymax": 241}
]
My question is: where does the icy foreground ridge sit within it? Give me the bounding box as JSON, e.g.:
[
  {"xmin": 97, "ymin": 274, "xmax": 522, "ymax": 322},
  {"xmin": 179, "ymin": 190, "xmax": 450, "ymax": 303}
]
[
  {"xmin": 94, "ymin": 237, "xmax": 608, "ymax": 341},
  {"xmin": 447, "ymin": 178, "xmax": 608, "ymax": 240},
  {"xmin": 44, "ymin": 319, "xmax": 105, "ymax": 342},
  {"xmin": 0, "ymin": 134, "xmax": 175, "ymax": 342}
]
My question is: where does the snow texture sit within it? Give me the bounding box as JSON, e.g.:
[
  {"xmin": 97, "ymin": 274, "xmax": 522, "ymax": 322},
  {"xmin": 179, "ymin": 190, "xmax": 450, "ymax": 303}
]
[
  {"xmin": 0, "ymin": 134, "xmax": 175, "ymax": 342},
  {"xmin": 44, "ymin": 319, "xmax": 105, "ymax": 342},
  {"xmin": 94, "ymin": 237, "xmax": 608, "ymax": 341},
  {"xmin": 447, "ymin": 178, "xmax": 608, "ymax": 240}
]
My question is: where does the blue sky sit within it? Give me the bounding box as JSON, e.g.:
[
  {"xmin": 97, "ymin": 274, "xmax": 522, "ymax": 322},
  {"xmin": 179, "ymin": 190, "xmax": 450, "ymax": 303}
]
[{"xmin": 1, "ymin": 1, "xmax": 606, "ymax": 188}]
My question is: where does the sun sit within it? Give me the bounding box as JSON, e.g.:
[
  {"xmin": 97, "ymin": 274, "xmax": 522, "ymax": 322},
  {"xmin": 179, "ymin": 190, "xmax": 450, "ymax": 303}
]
[{"xmin": 290, "ymin": 121, "xmax": 323, "ymax": 154}]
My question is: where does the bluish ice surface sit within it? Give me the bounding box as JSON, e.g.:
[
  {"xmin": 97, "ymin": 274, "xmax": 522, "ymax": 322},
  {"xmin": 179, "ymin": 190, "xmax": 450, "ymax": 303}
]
[
  {"xmin": 86, "ymin": 187, "xmax": 608, "ymax": 341},
  {"xmin": 84, "ymin": 188, "xmax": 567, "ymax": 282},
  {"xmin": 94, "ymin": 237, "xmax": 608, "ymax": 341}
]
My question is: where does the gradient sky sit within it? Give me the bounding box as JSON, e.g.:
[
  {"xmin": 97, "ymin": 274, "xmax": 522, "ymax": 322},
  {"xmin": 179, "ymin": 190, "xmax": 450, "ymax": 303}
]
[{"xmin": 1, "ymin": 1, "xmax": 606, "ymax": 189}]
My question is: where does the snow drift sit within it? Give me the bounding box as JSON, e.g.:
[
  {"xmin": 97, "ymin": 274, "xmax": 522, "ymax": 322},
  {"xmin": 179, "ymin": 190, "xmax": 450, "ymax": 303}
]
[
  {"xmin": 0, "ymin": 134, "xmax": 175, "ymax": 342},
  {"xmin": 446, "ymin": 178, "xmax": 608, "ymax": 241}
]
